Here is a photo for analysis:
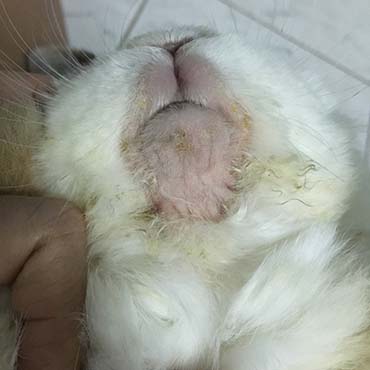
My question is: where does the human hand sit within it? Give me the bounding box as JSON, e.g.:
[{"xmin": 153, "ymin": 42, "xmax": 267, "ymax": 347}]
[{"xmin": 0, "ymin": 196, "xmax": 87, "ymax": 370}]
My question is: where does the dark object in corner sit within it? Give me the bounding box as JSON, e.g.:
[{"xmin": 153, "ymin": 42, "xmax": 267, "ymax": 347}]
[{"xmin": 25, "ymin": 47, "xmax": 95, "ymax": 79}]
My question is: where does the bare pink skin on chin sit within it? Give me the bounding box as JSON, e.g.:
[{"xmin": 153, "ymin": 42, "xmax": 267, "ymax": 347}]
[{"xmin": 139, "ymin": 104, "xmax": 244, "ymax": 221}]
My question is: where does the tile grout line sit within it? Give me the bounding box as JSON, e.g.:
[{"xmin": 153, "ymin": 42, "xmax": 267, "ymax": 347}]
[
  {"xmin": 120, "ymin": 0, "xmax": 150, "ymax": 44},
  {"xmin": 218, "ymin": 0, "xmax": 370, "ymax": 87}
]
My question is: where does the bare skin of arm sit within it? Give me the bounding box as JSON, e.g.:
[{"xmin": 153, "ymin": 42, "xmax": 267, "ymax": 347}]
[{"xmin": 0, "ymin": 196, "xmax": 87, "ymax": 370}]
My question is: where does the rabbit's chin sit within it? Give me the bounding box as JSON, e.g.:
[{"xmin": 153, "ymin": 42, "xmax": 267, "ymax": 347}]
[{"xmin": 131, "ymin": 103, "xmax": 247, "ymax": 221}]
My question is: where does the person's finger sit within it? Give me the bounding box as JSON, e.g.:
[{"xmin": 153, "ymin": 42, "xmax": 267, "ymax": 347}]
[{"xmin": 0, "ymin": 196, "xmax": 87, "ymax": 370}]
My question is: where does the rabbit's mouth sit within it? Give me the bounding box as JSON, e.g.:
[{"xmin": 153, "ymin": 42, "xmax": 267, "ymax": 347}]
[
  {"xmin": 121, "ymin": 42, "xmax": 251, "ymax": 221},
  {"xmin": 130, "ymin": 36, "xmax": 250, "ymax": 126}
]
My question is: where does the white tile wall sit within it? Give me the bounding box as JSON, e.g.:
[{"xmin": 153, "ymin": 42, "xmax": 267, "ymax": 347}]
[
  {"xmin": 223, "ymin": 0, "xmax": 370, "ymax": 81},
  {"xmin": 60, "ymin": 0, "xmax": 369, "ymax": 149},
  {"xmin": 61, "ymin": 0, "xmax": 138, "ymax": 52}
]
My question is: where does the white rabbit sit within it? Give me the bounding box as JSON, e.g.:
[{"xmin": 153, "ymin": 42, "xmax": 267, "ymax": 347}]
[{"xmin": 1, "ymin": 26, "xmax": 369, "ymax": 370}]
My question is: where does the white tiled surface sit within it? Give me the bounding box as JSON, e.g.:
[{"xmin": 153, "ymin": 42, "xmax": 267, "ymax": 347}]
[
  {"xmin": 60, "ymin": 0, "xmax": 369, "ymax": 150},
  {"xmin": 223, "ymin": 0, "xmax": 370, "ymax": 82},
  {"xmin": 61, "ymin": 0, "xmax": 138, "ymax": 52}
]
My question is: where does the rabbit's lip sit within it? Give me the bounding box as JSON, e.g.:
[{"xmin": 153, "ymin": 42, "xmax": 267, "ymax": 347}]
[
  {"xmin": 139, "ymin": 49, "xmax": 251, "ymax": 143},
  {"xmin": 142, "ymin": 49, "xmax": 229, "ymax": 121}
]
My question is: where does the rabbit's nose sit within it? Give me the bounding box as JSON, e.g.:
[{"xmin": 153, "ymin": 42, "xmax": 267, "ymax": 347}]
[{"xmin": 163, "ymin": 37, "xmax": 194, "ymax": 57}]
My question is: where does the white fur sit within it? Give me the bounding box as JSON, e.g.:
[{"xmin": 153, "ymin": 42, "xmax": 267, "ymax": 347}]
[
  {"xmin": 219, "ymin": 225, "xmax": 370, "ymax": 370},
  {"xmin": 1, "ymin": 27, "xmax": 369, "ymax": 370}
]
